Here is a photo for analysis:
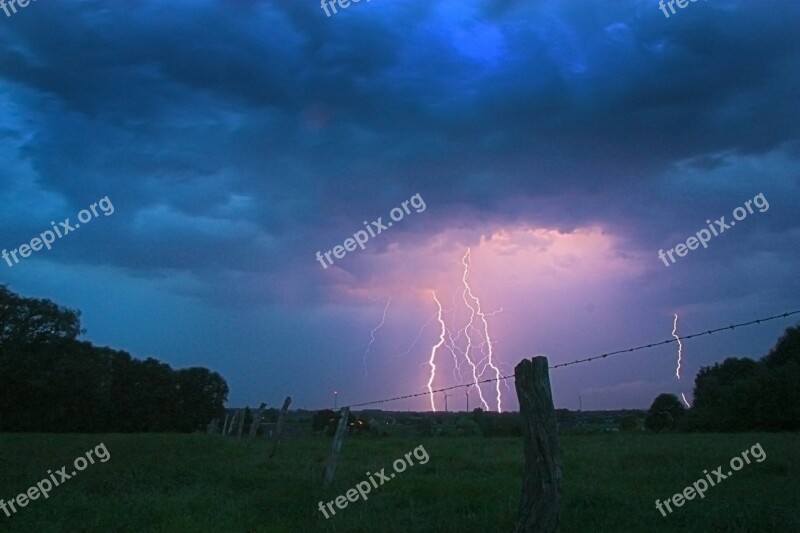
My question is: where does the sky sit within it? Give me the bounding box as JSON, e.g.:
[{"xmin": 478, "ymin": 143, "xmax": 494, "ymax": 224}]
[{"xmin": 1, "ymin": 0, "xmax": 798, "ymax": 412}]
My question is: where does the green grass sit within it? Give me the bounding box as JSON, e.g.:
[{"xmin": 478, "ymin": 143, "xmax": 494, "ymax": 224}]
[{"xmin": 0, "ymin": 433, "xmax": 797, "ymax": 532}]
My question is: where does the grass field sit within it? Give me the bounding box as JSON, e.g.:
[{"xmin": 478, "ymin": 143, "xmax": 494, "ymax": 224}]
[{"xmin": 0, "ymin": 432, "xmax": 797, "ymax": 532}]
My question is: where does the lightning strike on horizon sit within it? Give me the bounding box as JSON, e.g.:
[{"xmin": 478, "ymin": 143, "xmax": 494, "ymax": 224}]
[
  {"xmin": 388, "ymin": 249, "xmax": 505, "ymax": 412},
  {"xmin": 363, "ymin": 298, "xmax": 391, "ymax": 376},
  {"xmin": 461, "ymin": 250, "xmax": 491, "ymax": 411},
  {"xmin": 672, "ymin": 313, "xmax": 692, "ymax": 408},
  {"xmin": 427, "ymin": 291, "xmax": 446, "ymax": 412},
  {"xmin": 672, "ymin": 313, "xmax": 683, "ymax": 379},
  {"xmin": 444, "ymin": 326, "xmax": 466, "ymax": 385},
  {"xmin": 445, "ymin": 289, "xmax": 469, "ymax": 385},
  {"xmin": 462, "ymin": 248, "xmax": 503, "ymax": 412}
]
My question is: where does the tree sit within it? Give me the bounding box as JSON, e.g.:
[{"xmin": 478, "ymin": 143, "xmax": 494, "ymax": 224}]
[
  {"xmin": 756, "ymin": 325, "xmax": 800, "ymax": 430},
  {"xmin": 0, "ymin": 285, "xmax": 229, "ymax": 433},
  {"xmin": 660, "ymin": 324, "xmax": 800, "ymax": 432},
  {"xmin": 645, "ymin": 393, "xmax": 685, "ymax": 432},
  {"xmin": 762, "ymin": 325, "xmax": 800, "ymax": 368},
  {"xmin": 690, "ymin": 357, "xmax": 762, "ymax": 431},
  {"xmin": 173, "ymin": 368, "xmax": 229, "ymax": 432},
  {"xmin": 0, "ymin": 285, "xmax": 82, "ymax": 348}
]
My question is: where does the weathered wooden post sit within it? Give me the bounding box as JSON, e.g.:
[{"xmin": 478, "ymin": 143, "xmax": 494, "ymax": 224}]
[
  {"xmin": 248, "ymin": 403, "xmax": 267, "ymax": 442},
  {"xmin": 515, "ymin": 356, "xmax": 562, "ymax": 533},
  {"xmin": 322, "ymin": 407, "xmax": 349, "ymax": 486},
  {"xmin": 226, "ymin": 411, "xmax": 238, "ymax": 436},
  {"xmin": 222, "ymin": 413, "xmax": 231, "ymax": 435},
  {"xmin": 269, "ymin": 396, "xmax": 292, "ymax": 458}
]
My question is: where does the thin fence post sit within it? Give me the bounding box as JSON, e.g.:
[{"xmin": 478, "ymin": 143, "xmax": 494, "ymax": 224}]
[
  {"xmin": 269, "ymin": 396, "xmax": 292, "ymax": 458},
  {"xmin": 227, "ymin": 410, "xmax": 238, "ymax": 436},
  {"xmin": 222, "ymin": 413, "xmax": 230, "ymax": 435},
  {"xmin": 322, "ymin": 407, "xmax": 349, "ymax": 487},
  {"xmin": 515, "ymin": 356, "xmax": 562, "ymax": 533}
]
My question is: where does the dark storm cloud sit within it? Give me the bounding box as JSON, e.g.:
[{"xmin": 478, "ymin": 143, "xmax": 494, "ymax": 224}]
[{"xmin": 0, "ymin": 0, "xmax": 798, "ymax": 305}]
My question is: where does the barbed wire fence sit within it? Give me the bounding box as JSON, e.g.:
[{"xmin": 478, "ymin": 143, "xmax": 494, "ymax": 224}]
[
  {"xmin": 343, "ymin": 310, "xmax": 800, "ymax": 410},
  {"xmin": 321, "ymin": 309, "xmax": 800, "ymax": 524}
]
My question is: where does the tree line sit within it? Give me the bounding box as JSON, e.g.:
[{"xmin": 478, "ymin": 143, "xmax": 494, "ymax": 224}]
[
  {"xmin": 646, "ymin": 323, "xmax": 800, "ymax": 432},
  {"xmin": 0, "ymin": 285, "xmax": 228, "ymax": 432}
]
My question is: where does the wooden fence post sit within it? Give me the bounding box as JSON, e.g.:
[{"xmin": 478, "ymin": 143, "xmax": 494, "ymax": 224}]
[
  {"xmin": 322, "ymin": 407, "xmax": 349, "ymax": 486},
  {"xmin": 515, "ymin": 356, "xmax": 562, "ymax": 533},
  {"xmin": 227, "ymin": 411, "xmax": 238, "ymax": 436},
  {"xmin": 269, "ymin": 396, "xmax": 292, "ymax": 458},
  {"xmin": 248, "ymin": 403, "xmax": 267, "ymax": 442},
  {"xmin": 222, "ymin": 413, "xmax": 230, "ymax": 435}
]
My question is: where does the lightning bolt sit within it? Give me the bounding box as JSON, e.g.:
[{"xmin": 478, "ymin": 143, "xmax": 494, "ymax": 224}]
[
  {"xmin": 444, "ymin": 289, "xmax": 468, "ymax": 384},
  {"xmin": 461, "ymin": 250, "xmax": 491, "ymax": 411},
  {"xmin": 672, "ymin": 313, "xmax": 692, "ymax": 408},
  {"xmin": 672, "ymin": 313, "xmax": 682, "ymax": 379},
  {"xmin": 427, "ymin": 291, "xmax": 446, "ymax": 412},
  {"xmin": 363, "ymin": 298, "xmax": 391, "ymax": 376},
  {"xmin": 445, "ymin": 326, "xmax": 466, "ymax": 385},
  {"xmin": 462, "ymin": 248, "xmax": 503, "ymax": 412}
]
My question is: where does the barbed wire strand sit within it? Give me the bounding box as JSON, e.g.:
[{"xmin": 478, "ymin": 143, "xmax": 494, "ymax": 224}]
[
  {"xmin": 550, "ymin": 310, "xmax": 800, "ymax": 369},
  {"xmin": 343, "ymin": 310, "xmax": 800, "ymax": 409}
]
